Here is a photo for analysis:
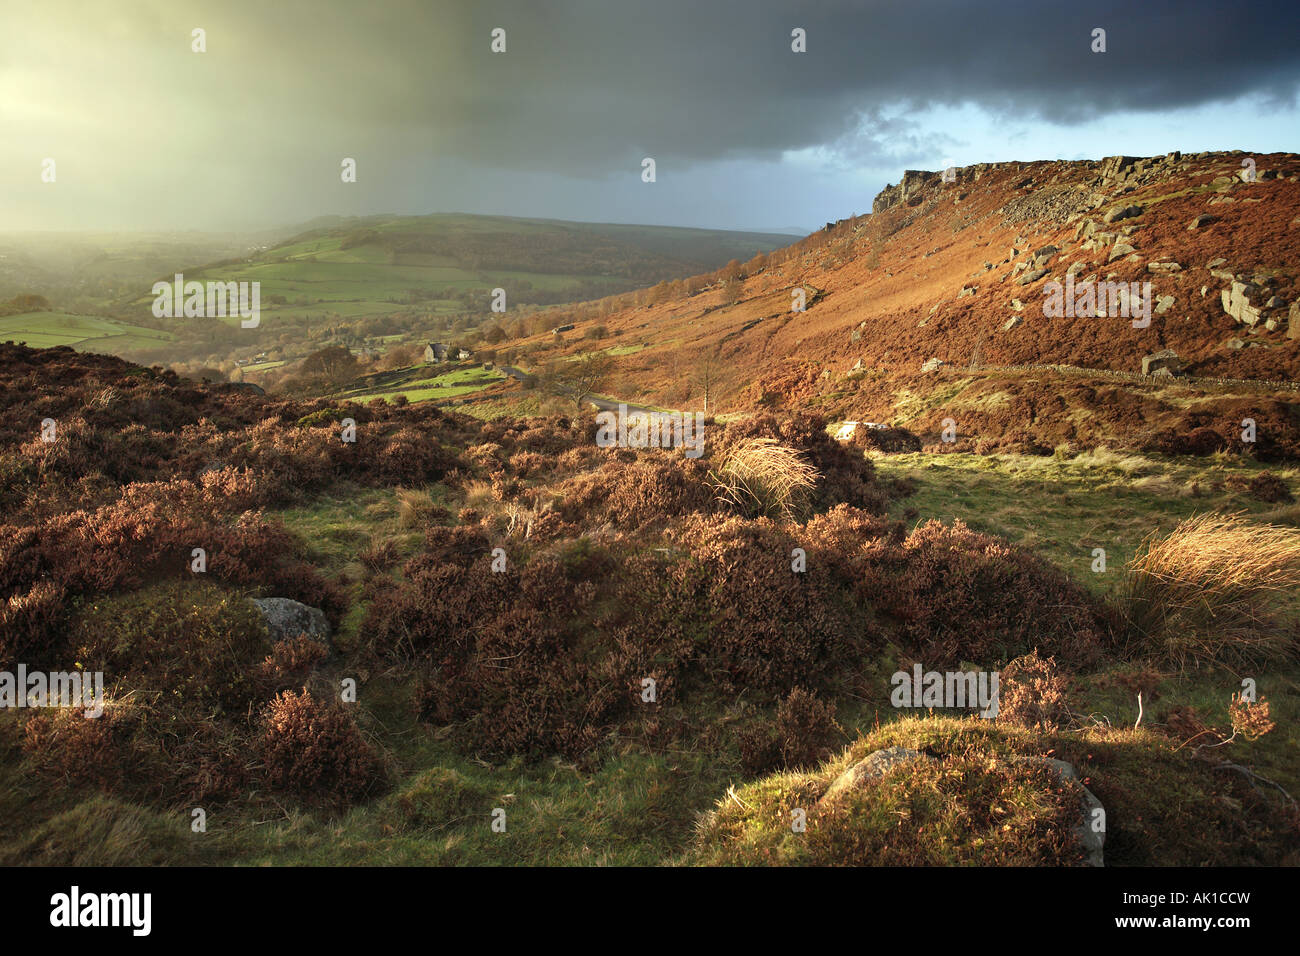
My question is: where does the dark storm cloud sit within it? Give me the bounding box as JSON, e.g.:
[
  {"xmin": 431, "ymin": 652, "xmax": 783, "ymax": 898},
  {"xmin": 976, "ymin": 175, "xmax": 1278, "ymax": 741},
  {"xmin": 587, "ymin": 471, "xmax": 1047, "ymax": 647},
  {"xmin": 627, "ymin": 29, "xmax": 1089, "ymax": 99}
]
[
  {"xmin": 4, "ymin": 0, "xmax": 1297, "ymax": 231},
  {"xmin": 442, "ymin": 0, "xmax": 1300, "ymax": 172}
]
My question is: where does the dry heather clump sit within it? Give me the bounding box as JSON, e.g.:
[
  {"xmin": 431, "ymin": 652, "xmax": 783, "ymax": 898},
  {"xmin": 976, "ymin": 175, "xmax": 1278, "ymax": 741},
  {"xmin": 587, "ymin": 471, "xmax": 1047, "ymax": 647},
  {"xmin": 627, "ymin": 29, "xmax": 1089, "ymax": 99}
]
[
  {"xmin": 738, "ymin": 687, "xmax": 841, "ymax": 775},
  {"xmin": 1228, "ymin": 692, "xmax": 1275, "ymax": 741},
  {"xmin": 1118, "ymin": 513, "xmax": 1300, "ymax": 668},
  {"xmin": 257, "ymin": 635, "xmax": 330, "ymax": 691},
  {"xmin": 258, "ymin": 690, "xmax": 384, "ymax": 801},
  {"xmin": 711, "ymin": 437, "xmax": 820, "ymax": 520},
  {"xmin": 998, "ymin": 651, "xmax": 1071, "ymax": 730}
]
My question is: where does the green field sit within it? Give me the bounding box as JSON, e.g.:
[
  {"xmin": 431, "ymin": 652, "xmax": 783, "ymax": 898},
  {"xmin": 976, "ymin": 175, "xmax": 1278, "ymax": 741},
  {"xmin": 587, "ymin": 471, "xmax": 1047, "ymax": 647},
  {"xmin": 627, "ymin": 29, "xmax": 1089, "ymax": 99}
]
[
  {"xmin": 0, "ymin": 312, "xmax": 173, "ymax": 351},
  {"xmin": 337, "ymin": 364, "xmax": 507, "ymax": 404}
]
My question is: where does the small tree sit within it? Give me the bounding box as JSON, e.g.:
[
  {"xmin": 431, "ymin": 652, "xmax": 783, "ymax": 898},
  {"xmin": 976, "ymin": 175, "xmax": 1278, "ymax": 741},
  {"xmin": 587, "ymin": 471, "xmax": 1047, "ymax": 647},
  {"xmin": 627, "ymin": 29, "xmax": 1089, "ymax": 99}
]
[
  {"xmin": 542, "ymin": 351, "xmax": 616, "ymax": 411},
  {"xmin": 693, "ymin": 350, "xmax": 722, "ymax": 415}
]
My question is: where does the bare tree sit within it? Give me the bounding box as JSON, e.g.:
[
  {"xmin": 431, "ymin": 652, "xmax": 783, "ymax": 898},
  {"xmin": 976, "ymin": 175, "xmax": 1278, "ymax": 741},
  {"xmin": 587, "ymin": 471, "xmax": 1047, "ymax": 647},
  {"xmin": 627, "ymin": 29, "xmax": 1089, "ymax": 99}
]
[
  {"xmin": 542, "ymin": 350, "xmax": 617, "ymax": 411},
  {"xmin": 693, "ymin": 350, "xmax": 722, "ymax": 415}
]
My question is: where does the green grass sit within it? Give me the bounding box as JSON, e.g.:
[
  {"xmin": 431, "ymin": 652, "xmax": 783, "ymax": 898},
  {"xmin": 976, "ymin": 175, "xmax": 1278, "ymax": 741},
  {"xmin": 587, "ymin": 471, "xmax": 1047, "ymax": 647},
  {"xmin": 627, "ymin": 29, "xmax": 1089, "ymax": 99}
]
[
  {"xmin": 0, "ymin": 312, "xmax": 172, "ymax": 350},
  {"xmin": 340, "ymin": 365, "xmax": 506, "ymax": 404},
  {"xmin": 875, "ymin": 448, "xmax": 1299, "ymax": 588}
]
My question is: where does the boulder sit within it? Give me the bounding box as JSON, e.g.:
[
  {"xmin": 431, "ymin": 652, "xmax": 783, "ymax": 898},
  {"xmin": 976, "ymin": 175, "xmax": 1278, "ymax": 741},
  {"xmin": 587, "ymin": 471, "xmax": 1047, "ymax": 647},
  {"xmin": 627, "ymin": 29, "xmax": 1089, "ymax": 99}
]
[
  {"xmin": 1147, "ymin": 261, "xmax": 1182, "ymax": 274},
  {"xmin": 817, "ymin": 747, "xmax": 932, "ymax": 807},
  {"xmin": 1155, "ymin": 295, "xmax": 1175, "ymax": 315},
  {"xmin": 921, "ymin": 357, "xmax": 946, "ymax": 373},
  {"xmin": 1188, "ymin": 214, "xmax": 1219, "ymax": 230},
  {"xmin": 1004, "ymin": 315, "xmax": 1023, "ymax": 331},
  {"xmin": 1141, "ymin": 349, "xmax": 1182, "ymax": 376},
  {"xmin": 1017, "ymin": 267, "xmax": 1049, "ymax": 285},
  {"xmin": 1222, "ymin": 280, "xmax": 1263, "ymax": 326},
  {"xmin": 1108, "ymin": 242, "xmax": 1136, "ymax": 262},
  {"xmin": 1103, "ymin": 204, "xmax": 1143, "ymax": 224},
  {"xmin": 251, "ymin": 598, "xmax": 332, "ymax": 648}
]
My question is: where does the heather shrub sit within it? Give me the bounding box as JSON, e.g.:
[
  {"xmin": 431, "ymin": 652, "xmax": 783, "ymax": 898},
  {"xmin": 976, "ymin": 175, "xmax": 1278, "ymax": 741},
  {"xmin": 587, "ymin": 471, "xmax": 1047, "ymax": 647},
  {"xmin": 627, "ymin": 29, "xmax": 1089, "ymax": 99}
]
[
  {"xmin": 0, "ymin": 579, "xmax": 66, "ymax": 667},
  {"xmin": 1247, "ymin": 471, "xmax": 1292, "ymax": 503},
  {"xmin": 20, "ymin": 698, "xmax": 147, "ymax": 791},
  {"xmin": 556, "ymin": 455, "xmax": 715, "ymax": 529},
  {"xmin": 258, "ymin": 635, "xmax": 331, "ymax": 692},
  {"xmin": 738, "ymin": 687, "xmax": 841, "ymax": 776},
  {"xmin": 856, "ymin": 518, "xmax": 1107, "ymax": 669},
  {"xmin": 998, "ymin": 651, "xmax": 1072, "ymax": 730},
  {"xmin": 259, "ymin": 690, "xmax": 385, "ymax": 801}
]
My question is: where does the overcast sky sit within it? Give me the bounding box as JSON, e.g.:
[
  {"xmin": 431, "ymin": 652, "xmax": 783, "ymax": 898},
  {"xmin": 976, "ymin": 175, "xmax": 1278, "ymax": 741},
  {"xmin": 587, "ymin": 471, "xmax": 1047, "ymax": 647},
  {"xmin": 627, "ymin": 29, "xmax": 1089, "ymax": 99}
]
[{"xmin": 3, "ymin": 0, "xmax": 1298, "ymax": 235}]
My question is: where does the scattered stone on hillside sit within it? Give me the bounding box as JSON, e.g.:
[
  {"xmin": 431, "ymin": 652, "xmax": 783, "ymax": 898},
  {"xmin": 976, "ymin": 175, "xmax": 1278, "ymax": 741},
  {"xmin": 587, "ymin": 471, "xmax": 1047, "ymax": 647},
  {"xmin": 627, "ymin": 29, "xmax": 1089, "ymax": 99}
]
[
  {"xmin": 1032, "ymin": 244, "xmax": 1059, "ymax": 266},
  {"xmin": 1103, "ymin": 204, "xmax": 1143, "ymax": 224},
  {"xmin": 958, "ymin": 285, "xmax": 977, "ymax": 298},
  {"xmin": 1222, "ymin": 280, "xmax": 1263, "ymax": 326},
  {"xmin": 1207, "ymin": 196, "xmax": 1236, "ymax": 205},
  {"xmin": 1210, "ymin": 267, "xmax": 1235, "ymax": 282},
  {"xmin": 1008, "ymin": 247, "xmax": 1020, "ymax": 259},
  {"xmin": 1141, "ymin": 349, "xmax": 1182, "ymax": 376},
  {"xmin": 1188, "ymin": 214, "xmax": 1219, "ymax": 230},
  {"xmin": 1066, "ymin": 262, "xmax": 1085, "ymax": 276},
  {"xmin": 1201, "ymin": 286, "xmax": 1209, "ymax": 297},
  {"xmin": 1266, "ymin": 296, "xmax": 1285, "ymax": 309},
  {"xmin": 1004, "ymin": 315, "xmax": 1023, "ymax": 331},
  {"xmin": 251, "ymin": 598, "xmax": 332, "ymax": 648},
  {"xmin": 1206, "ymin": 257, "xmax": 1227, "ymax": 269},
  {"xmin": 817, "ymin": 747, "xmax": 932, "ymax": 807},
  {"xmin": 1108, "ymin": 243, "xmax": 1136, "ymax": 262},
  {"xmin": 1017, "ymin": 267, "xmax": 1049, "ymax": 285},
  {"xmin": 1148, "ymin": 261, "xmax": 1182, "ymax": 274},
  {"xmin": 921, "ymin": 357, "xmax": 946, "ymax": 372},
  {"xmin": 1155, "ymin": 295, "xmax": 1176, "ymax": 315},
  {"xmin": 1122, "ymin": 224, "xmax": 1142, "ymax": 237},
  {"xmin": 1010, "ymin": 298, "xmax": 1024, "ymax": 311},
  {"xmin": 1012, "ymin": 756, "xmax": 1106, "ymax": 867},
  {"xmin": 1290, "ymin": 302, "xmax": 1300, "ymax": 339},
  {"xmin": 851, "ymin": 359, "xmax": 864, "ymax": 372},
  {"xmin": 1210, "ymin": 174, "xmax": 1236, "ymax": 189},
  {"xmin": 850, "ymin": 328, "xmax": 862, "ymax": 343}
]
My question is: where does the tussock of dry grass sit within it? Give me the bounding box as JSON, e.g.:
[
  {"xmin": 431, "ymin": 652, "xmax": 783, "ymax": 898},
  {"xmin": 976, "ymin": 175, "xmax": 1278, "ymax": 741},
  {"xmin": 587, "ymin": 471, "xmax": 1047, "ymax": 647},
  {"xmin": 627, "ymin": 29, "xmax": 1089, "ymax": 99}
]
[
  {"xmin": 1119, "ymin": 513, "xmax": 1300, "ymax": 668},
  {"xmin": 711, "ymin": 437, "xmax": 820, "ymax": 520}
]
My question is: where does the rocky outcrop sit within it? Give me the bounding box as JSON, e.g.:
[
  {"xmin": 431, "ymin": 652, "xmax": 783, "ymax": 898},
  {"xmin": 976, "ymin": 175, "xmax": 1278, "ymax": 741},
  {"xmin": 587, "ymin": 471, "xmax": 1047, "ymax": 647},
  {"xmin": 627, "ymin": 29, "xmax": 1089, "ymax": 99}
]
[
  {"xmin": 1142, "ymin": 349, "xmax": 1182, "ymax": 376},
  {"xmin": 1222, "ymin": 280, "xmax": 1264, "ymax": 327}
]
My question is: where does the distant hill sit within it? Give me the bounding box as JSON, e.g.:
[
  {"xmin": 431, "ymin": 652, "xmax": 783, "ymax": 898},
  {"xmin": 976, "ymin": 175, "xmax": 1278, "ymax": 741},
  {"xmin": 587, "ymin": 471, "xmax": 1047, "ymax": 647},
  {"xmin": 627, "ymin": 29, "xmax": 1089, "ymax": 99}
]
[{"xmin": 121, "ymin": 213, "xmax": 795, "ymax": 328}]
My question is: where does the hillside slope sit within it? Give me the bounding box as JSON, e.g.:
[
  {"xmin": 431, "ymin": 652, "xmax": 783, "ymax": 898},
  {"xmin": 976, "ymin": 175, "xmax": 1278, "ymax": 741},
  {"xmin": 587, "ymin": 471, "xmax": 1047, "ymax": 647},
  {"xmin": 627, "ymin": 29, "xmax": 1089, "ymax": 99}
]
[{"xmin": 535, "ymin": 151, "xmax": 1300, "ymax": 456}]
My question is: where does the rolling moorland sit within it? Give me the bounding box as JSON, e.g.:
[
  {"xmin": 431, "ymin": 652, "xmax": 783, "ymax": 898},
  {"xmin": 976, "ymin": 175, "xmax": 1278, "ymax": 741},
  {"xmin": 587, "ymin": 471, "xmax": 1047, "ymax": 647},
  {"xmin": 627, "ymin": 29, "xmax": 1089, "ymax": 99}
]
[
  {"xmin": 0, "ymin": 215, "xmax": 793, "ymax": 380},
  {"xmin": 2, "ymin": 152, "xmax": 1299, "ymax": 866}
]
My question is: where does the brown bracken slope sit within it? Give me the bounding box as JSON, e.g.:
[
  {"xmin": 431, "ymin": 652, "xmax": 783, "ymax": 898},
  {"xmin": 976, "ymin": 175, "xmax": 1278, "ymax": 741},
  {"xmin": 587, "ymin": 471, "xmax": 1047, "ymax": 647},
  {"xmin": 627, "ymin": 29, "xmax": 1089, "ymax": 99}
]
[{"xmin": 524, "ymin": 151, "xmax": 1300, "ymax": 457}]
